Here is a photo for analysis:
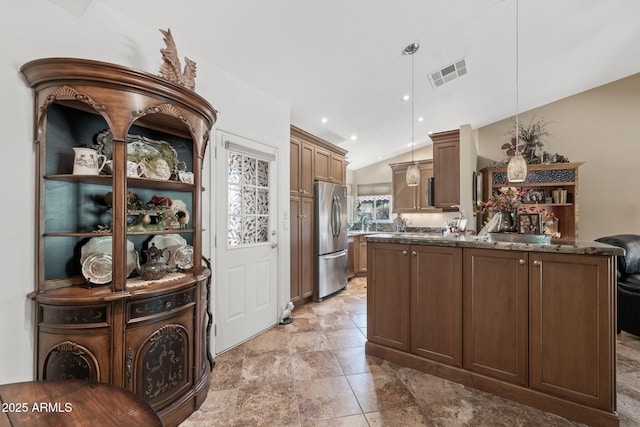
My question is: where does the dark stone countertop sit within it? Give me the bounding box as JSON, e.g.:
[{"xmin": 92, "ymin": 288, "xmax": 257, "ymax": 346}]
[{"xmin": 365, "ymin": 232, "xmax": 625, "ymax": 256}]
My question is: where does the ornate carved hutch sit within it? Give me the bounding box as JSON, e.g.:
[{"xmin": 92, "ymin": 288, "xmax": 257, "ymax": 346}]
[{"xmin": 21, "ymin": 58, "xmax": 216, "ymax": 426}]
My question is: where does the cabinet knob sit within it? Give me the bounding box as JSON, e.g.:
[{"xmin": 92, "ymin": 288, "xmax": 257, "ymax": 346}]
[
  {"xmin": 519, "ymin": 259, "xmax": 526, "ymax": 265},
  {"xmin": 412, "ymin": 251, "xmax": 417, "ymax": 256},
  {"xmin": 533, "ymin": 260, "xmax": 542, "ymax": 266},
  {"xmin": 164, "ymin": 301, "xmax": 173, "ymax": 308},
  {"xmin": 402, "ymin": 250, "xmax": 408, "ymax": 255}
]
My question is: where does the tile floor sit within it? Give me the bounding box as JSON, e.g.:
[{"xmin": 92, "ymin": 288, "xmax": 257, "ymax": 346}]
[{"xmin": 181, "ymin": 277, "xmax": 640, "ymax": 426}]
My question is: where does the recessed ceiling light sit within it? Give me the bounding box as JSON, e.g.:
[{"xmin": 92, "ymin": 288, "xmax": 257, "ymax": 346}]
[
  {"xmin": 428, "ymin": 131, "xmax": 433, "ymax": 135},
  {"xmin": 418, "ymin": 117, "xmax": 424, "ymax": 122},
  {"xmin": 402, "ymin": 94, "xmax": 410, "ymax": 101},
  {"xmin": 350, "ymin": 135, "xmax": 357, "ymax": 141},
  {"xmin": 321, "ymin": 117, "xmax": 328, "ymax": 123},
  {"xmin": 407, "ymin": 142, "xmax": 416, "ymax": 147},
  {"xmin": 377, "ymin": 156, "xmax": 382, "ymax": 160}
]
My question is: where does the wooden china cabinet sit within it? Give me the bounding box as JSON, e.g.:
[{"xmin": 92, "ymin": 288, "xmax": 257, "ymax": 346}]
[{"xmin": 21, "ymin": 58, "xmax": 216, "ymax": 426}]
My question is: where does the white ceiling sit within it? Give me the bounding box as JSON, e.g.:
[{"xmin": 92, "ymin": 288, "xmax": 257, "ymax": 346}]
[{"xmin": 93, "ymin": 0, "xmax": 640, "ymax": 170}]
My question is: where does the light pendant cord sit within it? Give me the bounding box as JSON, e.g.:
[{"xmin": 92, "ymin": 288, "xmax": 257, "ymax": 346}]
[
  {"xmin": 515, "ymin": 0, "xmax": 519, "ymax": 155},
  {"xmin": 411, "ymin": 51, "xmax": 415, "ymax": 164}
]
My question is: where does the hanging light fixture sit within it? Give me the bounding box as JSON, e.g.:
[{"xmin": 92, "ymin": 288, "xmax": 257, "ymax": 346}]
[
  {"xmin": 404, "ymin": 42, "xmax": 420, "ymax": 187},
  {"xmin": 506, "ymin": 0, "xmax": 527, "ymax": 183}
]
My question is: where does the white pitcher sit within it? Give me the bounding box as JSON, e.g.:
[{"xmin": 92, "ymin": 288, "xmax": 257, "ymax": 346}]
[{"xmin": 72, "ymin": 147, "xmax": 106, "ymax": 175}]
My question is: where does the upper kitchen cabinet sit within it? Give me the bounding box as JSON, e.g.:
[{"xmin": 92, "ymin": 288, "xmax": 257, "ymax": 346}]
[
  {"xmin": 390, "ymin": 160, "xmax": 437, "ymax": 213},
  {"xmin": 431, "ymin": 129, "xmax": 460, "ymax": 209},
  {"xmin": 290, "ymin": 134, "xmax": 314, "ymax": 197},
  {"xmin": 291, "ymin": 126, "xmax": 347, "ymax": 186}
]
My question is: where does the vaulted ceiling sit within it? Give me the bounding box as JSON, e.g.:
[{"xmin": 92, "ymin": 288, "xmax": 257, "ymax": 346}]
[{"xmin": 95, "ymin": 0, "xmax": 640, "ymax": 169}]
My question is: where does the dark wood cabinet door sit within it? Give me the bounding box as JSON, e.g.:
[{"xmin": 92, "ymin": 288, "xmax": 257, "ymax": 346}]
[
  {"xmin": 367, "ymin": 242, "xmax": 411, "ymax": 351},
  {"xmin": 289, "ymin": 197, "xmax": 301, "ymax": 302},
  {"xmin": 432, "ymin": 130, "xmax": 460, "ymax": 208},
  {"xmin": 300, "ymin": 197, "xmax": 314, "ymax": 299},
  {"xmin": 290, "ymin": 139, "xmax": 314, "ymax": 197},
  {"xmin": 125, "ymin": 306, "xmax": 195, "ymax": 411},
  {"xmin": 300, "ymin": 142, "xmax": 314, "ymax": 195},
  {"xmin": 290, "ymin": 197, "xmax": 314, "ymax": 302},
  {"xmin": 314, "ymin": 147, "xmax": 331, "ymax": 182},
  {"xmin": 463, "ymin": 248, "xmax": 529, "ymax": 386},
  {"xmin": 411, "ymin": 245, "xmax": 462, "ymax": 366},
  {"xmin": 290, "ymin": 140, "xmax": 301, "ymax": 197},
  {"xmin": 529, "ymin": 253, "xmax": 615, "ymax": 411},
  {"xmin": 330, "ymin": 153, "xmax": 344, "ymax": 184}
]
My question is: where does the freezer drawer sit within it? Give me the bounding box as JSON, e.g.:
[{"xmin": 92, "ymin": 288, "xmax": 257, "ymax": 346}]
[{"xmin": 315, "ymin": 250, "xmax": 348, "ymax": 301}]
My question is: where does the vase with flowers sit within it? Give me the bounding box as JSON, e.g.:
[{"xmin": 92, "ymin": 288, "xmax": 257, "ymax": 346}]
[{"xmin": 476, "ymin": 187, "xmax": 523, "ymax": 232}]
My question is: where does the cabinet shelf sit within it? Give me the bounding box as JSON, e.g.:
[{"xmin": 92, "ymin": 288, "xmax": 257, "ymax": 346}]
[
  {"xmin": 481, "ymin": 162, "xmax": 582, "ymax": 239},
  {"xmin": 45, "ymin": 174, "xmax": 194, "ymax": 191}
]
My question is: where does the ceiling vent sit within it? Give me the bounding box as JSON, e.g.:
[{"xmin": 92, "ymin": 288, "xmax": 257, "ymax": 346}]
[{"xmin": 428, "ymin": 58, "xmax": 467, "ymax": 88}]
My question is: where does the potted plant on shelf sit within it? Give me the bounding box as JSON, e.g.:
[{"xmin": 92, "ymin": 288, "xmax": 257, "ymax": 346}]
[{"xmin": 502, "ymin": 116, "xmax": 552, "ymax": 163}]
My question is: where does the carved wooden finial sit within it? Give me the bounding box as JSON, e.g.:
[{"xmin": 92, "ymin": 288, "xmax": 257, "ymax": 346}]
[{"xmin": 158, "ymin": 28, "xmax": 197, "ymax": 91}]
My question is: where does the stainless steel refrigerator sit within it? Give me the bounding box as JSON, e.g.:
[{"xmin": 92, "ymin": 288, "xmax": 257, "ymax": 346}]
[{"xmin": 314, "ymin": 181, "xmax": 348, "ymax": 301}]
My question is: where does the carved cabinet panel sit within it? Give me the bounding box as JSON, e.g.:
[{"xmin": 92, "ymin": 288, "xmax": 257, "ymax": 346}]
[{"xmin": 125, "ymin": 303, "xmax": 195, "ymax": 411}]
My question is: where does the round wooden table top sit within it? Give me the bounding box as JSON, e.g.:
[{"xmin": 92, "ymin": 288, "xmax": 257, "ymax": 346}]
[{"xmin": 0, "ymin": 380, "xmax": 162, "ymax": 427}]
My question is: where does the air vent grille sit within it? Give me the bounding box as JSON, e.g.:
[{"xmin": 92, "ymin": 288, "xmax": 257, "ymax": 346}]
[{"xmin": 428, "ymin": 58, "xmax": 467, "ymax": 88}]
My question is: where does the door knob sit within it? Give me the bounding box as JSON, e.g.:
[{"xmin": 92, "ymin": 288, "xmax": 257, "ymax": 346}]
[
  {"xmin": 533, "ymin": 260, "xmax": 542, "ymax": 266},
  {"xmin": 412, "ymin": 251, "xmax": 417, "ymax": 256},
  {"xmin": 519, "ymin": 259, "xmax": 526, "ymax": 265},
  {"xmin": 402, "ymin": 250, "xmax": 408, "ymax": 255}
]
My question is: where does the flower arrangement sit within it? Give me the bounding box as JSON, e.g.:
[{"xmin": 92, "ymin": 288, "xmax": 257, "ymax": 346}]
[
  {"xmin": 476, "ymin": 187, "xmax": 523, "ymax": 216},
  {"xmin": 476, "ymin": 187, "xmax": 559, "ymax": 236}
]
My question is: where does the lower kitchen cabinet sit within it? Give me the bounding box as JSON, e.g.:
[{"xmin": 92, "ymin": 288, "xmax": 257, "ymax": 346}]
[
  {"xmin": 367, "ymin": 242, "xmax": 462, "ymax": 364},
  {"xmin": 366, "ymin": 239, "xmax": 619, "ymax": 427},
  {"xmin": 411, "ymin": 245, "xmax": 462, "ymax": 367},
  {"xmin": 367, "ymin": 243, "xmax": 411, "ymax": 351},
  {"xmin": 463, "ymin": 248, "xmax": 529, "ymax": 385},
  {"xmin": 529, "ymin": 252, "xmax": 615, "ymax": 411},
  {"xmin": 290, "ymin": 196, "xmax": 314, "ymax": 304}
]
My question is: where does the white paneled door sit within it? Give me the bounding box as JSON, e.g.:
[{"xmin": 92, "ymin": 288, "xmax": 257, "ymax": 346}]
[{"xmin": 215, "ymin": 131, "xmax": 279, "ymax": 354}]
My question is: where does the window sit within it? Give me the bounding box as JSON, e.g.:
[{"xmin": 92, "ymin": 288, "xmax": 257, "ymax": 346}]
[{"xmin": 227, "ymin": 152, "xmax": 270, "ymax": 247}]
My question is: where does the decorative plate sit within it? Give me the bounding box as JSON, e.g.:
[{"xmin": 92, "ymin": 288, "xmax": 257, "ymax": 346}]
[
  {"xmin": 95, "ymin": 130, "xmax": 184, "ymax": 180},
  {"xmin": 81, "ymin": 252, "xmax": 113, "ymax": 284},
  {"xmin": 80, "ymin": 236, "xmax": 137, "ymax": 277},
  {"xmin": 149, "ymin": 234, "xmax": 187, "ymax": 269},
  {"xmin": 174, "ymin": 245, "xmax": 194, "ymax": 270}
]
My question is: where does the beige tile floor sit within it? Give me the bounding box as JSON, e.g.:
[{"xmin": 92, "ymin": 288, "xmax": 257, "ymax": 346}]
[{"xmin": 181, "ymin": 277, "xmax": 640, "ymax": 426}]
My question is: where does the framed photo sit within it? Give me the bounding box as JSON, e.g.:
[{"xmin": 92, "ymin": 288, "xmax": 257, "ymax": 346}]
[
  {"xmin": 517, "ymin": 213, "xmax": 541, "ymax": 234},
  {"xmin": 522, "ymin": 188, "xmax": 546, "ymax": 204}
]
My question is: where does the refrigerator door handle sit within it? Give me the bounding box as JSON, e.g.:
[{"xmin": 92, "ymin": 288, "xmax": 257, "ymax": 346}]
[
  {"xmin": 323, "ymin": 251, "xmax": 347, "ymax": 260},
  {"xmin": 335, "ymin": 196, "xmax": 342, "ymax": 237},
  {"xmin": 331, "ymin": 196, "xmax": 340, "ymax": 238}
]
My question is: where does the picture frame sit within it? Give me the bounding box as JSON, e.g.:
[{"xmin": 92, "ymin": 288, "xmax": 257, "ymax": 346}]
[
  {"xmin": 522, "ymin": 188, "xmax": 546, "ymax": 204},
  {"xmin": 517, "ymin": 213, "xmax": 541, "ymax": 234}
]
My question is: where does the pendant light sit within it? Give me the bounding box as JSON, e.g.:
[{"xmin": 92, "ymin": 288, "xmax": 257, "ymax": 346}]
[
  {"xmin": 506, "ymin": 0, "xmax": 527, "ymax": 183},
  {"xmin": 404, "ymin": 42, "xmax": 420, "ymax": 187}
]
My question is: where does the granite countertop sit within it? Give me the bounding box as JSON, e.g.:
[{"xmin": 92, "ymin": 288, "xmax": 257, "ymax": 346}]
[{"xmin": 365, "ymin": 232, "xmax": 625, "ymax": 256}]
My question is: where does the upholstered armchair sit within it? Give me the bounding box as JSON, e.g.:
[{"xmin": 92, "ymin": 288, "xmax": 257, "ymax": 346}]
[{"xmin": 595, "ymin": 234, "xmax": 640, "ymax": 336}]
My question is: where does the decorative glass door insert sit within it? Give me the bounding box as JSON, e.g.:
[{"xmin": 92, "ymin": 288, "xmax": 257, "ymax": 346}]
[{"xmin": 227, "ymin": 152, "xmax": 270, "ymax": 247}]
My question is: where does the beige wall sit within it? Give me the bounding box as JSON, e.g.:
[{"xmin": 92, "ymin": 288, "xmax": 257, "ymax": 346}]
[{"xmin": 477, "ymin": 72, "xmax": 640, "ymax": 240}]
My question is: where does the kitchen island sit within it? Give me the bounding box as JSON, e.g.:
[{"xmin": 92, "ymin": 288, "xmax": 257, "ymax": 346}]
[{"xmin": 365, "ymin": 233, "xmax": 623, "ymax": 427}]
